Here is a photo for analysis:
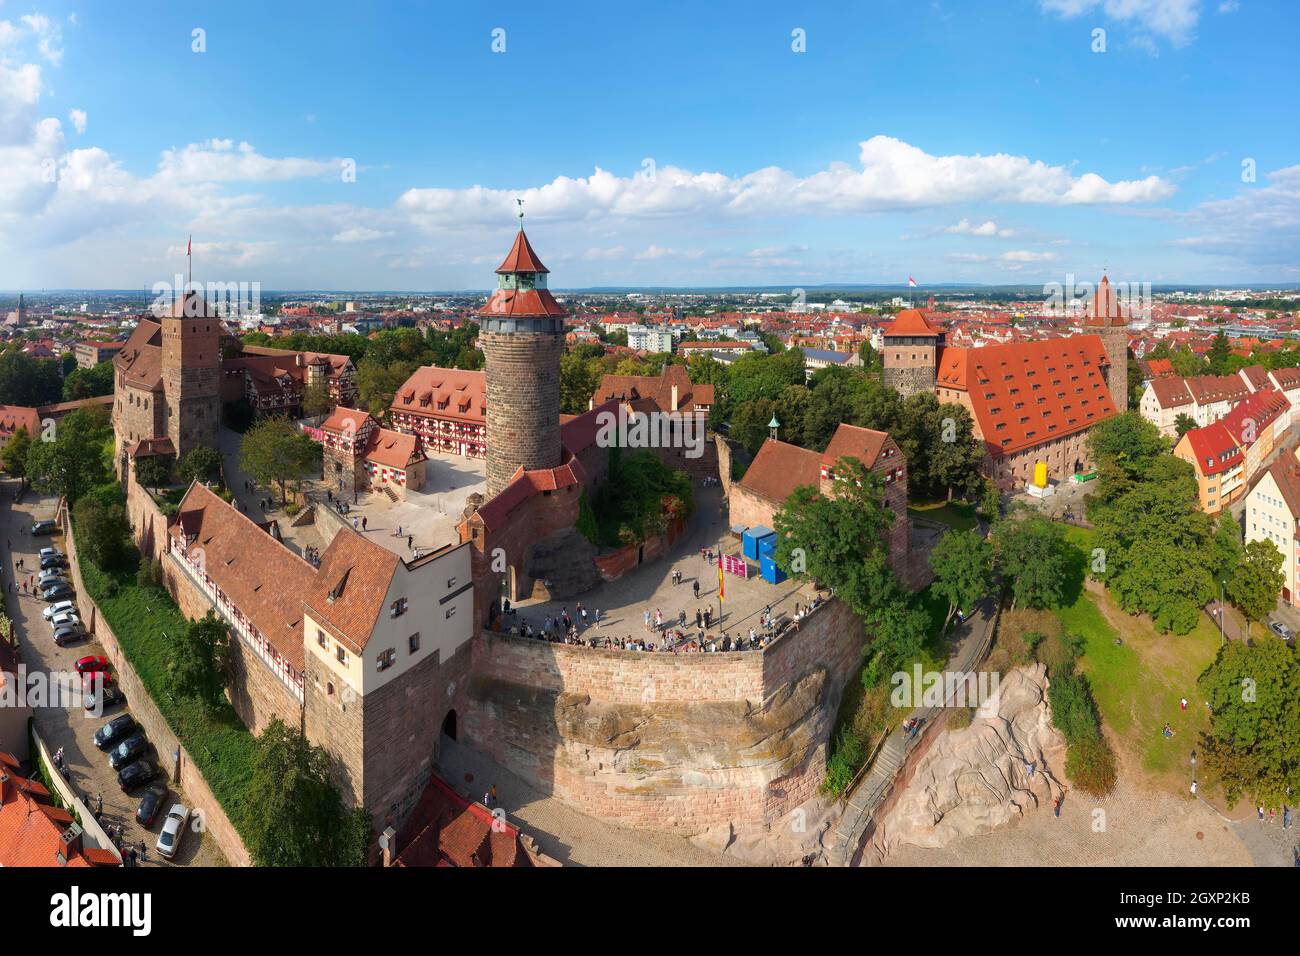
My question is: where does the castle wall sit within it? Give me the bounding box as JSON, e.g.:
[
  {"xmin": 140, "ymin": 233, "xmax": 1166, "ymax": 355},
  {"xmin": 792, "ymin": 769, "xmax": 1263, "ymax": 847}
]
[{"xmin": 462, "ymin": 597, "xmax": 863, "ymax": 833}]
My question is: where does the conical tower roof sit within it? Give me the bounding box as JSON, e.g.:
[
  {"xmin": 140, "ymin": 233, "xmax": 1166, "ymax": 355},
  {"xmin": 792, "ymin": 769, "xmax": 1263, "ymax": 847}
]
[{"xmin": 495, "ymin": 228, "xmax": 550, "ymax": 274}]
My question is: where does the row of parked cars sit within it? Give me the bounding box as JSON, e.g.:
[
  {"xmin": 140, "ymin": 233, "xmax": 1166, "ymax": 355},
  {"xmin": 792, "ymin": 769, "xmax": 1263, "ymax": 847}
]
[
  {"xmin": 85, "ymin": 661, "xmax": 191, "ymax": 860},
  {"xmin": 31, "ymin": 527, "xmax": 192, "ymax": 861}
]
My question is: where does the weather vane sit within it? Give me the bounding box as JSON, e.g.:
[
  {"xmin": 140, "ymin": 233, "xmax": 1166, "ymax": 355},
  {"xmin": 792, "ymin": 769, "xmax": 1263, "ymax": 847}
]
[{"xmin": 516, "ymin": 197, "xmax": 524, "ymax": 225}]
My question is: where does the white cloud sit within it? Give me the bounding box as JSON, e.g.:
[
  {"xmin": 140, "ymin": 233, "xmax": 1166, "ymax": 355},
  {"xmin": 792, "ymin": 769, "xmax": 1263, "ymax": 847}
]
[
  {"xmin": 1001, "ymin": 250, "xmax": 1058, "ymax": 262},
  {"xmin": 19, "ymin": 12, "xmax": 62, "ymax": 65},
  {"xmin": 68, "ymin": 108, "xmax": 85, "ymax": 134},
  {"xmin": 1167, "ymin": 164, "xmax": 1300, "ymax": 270},
  {"xmin": 1040, "ymin": 0, "xmax": 1201, "ymax": 46},
  {"xmin": 156, "ymin": 139, "xmax": 341, "ymax": 183},
  {"xmin": 331, "ymin": 227, "xmax": 392, "ymax": 243},
  {"xmin": 398, "ymin": 135, "xmax": 1172, "ymax": 230},
  {"xmin": 945, "ymin": 217, "xmax": 1013, "ymax": 237}
]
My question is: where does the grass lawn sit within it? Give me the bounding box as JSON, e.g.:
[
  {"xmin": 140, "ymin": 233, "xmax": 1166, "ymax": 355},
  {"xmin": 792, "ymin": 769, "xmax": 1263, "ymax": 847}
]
[
  {"xmin": 1054, "ymin": 533, "xmax": 1220, "ymax": 790},
  {"xmin": 907, "ymin": 499, "xmax": 977, "ymax": 531}
]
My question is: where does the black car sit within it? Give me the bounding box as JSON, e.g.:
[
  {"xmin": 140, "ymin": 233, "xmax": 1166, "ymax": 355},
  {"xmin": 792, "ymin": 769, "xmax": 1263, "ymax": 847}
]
[
  {"xmin": 135, "ymin": 784, "xmax": 169, "ymax": 828},
  {"xmin": 84, "ymin": 684, "xmax": 124, "ymax": 713},
  {"xmin": 108, "ymin": 732, "xmax": 151, "ymax": 770},
  {"xmin": 43, "ymin": 583, "xmax": 75, "ymax": 602},
  {"xmin": 39, "ymin": 554, "xmax": 68, "ymax": 571},
  {"xmin": 117, "ymin": 758, "xmax": 159, "ymax": 792},
  {"xmin": 93, "ymin": 714, "xmax": 138, "ymax": 751},
  {"xmin": 31, "ymin": 519, "xmax": 57, "ymax": 535}
]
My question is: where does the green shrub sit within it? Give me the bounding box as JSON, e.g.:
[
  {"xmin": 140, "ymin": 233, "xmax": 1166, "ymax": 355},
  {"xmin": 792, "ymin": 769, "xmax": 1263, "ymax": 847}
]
[
  {"xmin": 1066, "ymin": 734, "xmax": 1118, "ymax": 796},
  {"xmin": 948, "ymin": 706, "xmax": 975, "ymax": 730},
  {"xmin": 822, "ymin": 729, "xmax": 865, "ymax": 797},
  {"xmin": 1035, "ymin": 631, "xmax": 1080, "ymax": 674},
  {"xmin": 1048, "ymin": 670, "xmax": 1101, "ymax": 746}
]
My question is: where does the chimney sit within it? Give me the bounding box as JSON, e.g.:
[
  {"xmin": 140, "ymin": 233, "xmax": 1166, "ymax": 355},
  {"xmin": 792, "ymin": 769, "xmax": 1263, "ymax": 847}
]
[
  {"xmin": 670, "ymin": 384, "xmax": 679, "ymax": 412},
  {"xmin": 58, "ymin": 823, "xmax": 83, "ymax": 865},
  {"xmin": 379, "ymin": 826, "xmax": 397, "ymax": 867}
]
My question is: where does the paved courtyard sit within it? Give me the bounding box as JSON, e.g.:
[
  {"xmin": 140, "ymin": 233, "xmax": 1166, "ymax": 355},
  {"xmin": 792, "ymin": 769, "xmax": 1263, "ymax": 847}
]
[{"xmin": 510, "ymin": 485, "xmax": 825, "ymax": 648}]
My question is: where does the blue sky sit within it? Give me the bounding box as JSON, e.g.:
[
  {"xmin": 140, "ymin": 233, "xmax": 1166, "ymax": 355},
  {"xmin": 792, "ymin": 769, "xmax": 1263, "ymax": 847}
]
[{"xmin": 0, "ymin": 0, "xmax": 1297, "ymax": 290}]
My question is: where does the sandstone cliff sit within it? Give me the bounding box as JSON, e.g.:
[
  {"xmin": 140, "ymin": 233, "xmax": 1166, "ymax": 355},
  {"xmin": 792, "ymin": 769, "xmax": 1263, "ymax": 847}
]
[{"xmin": 867, "ymin": 663, "xmax": 1067, "ymax": 864}]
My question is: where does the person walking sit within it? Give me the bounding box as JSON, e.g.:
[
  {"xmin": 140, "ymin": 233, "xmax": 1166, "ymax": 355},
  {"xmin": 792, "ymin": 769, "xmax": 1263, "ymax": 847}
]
[
  {"xmin": 1180, "ymin": 697, "xmax": 1188, "ymax": 711},
  {"xmin": 1053, "ymin": 797, "xmax": 1061, "ymax": 818},
  {"xmin": 1258, "ymin": 804, "xmax": 1266, "ymax": 822},
  {"xmin": 693, "ymin": 580, "xmax": 700, "ymax": 599}
]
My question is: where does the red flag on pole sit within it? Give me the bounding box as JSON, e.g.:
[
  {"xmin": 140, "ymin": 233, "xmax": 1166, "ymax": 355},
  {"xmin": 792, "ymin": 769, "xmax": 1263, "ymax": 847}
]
[
  {"xmin": 717, "ymin": 553, "xmax": 724, "ymax": 603},
  {"xmin": 187, "ymin": 235, "xmax": 191, "ymax": 257}
]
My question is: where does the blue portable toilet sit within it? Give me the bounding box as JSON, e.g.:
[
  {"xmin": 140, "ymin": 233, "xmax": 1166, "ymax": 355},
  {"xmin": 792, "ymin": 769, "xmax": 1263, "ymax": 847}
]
[
  {"xmin": 742, "ymin": 525, "xmax": 775, "ymax": 561},
  {"xmin": 760, "ymin": 552, "xmax": 787, "ymax": 584}
]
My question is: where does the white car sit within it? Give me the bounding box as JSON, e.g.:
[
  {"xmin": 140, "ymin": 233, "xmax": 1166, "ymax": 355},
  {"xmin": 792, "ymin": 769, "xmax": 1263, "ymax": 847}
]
[
  {"xmin": 49, "ymin": 611, "xmax": 81, "ymax": 630},
  {"xmin": 156, "ymin": 804, "xmax": 190, "ymax": 860},
  {"xmin": 39, "ymin": 547, "xmax": 62, "ymax": 560},
  {"xmin": 43, "ymin": 600, "xmax": 75, "ymax": 622}
]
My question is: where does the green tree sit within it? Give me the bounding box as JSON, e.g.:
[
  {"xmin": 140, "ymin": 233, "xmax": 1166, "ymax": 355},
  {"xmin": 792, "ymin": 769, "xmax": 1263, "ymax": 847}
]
[
  {"xmin": 61, "ymin": 361, "xmax": 115, "ymax": 401},
  {"xmin": 1086, "ymin": 411, "xmax": 1168, "ymax": 507},
  {"xmin": 0, "ymin": 349, "xmax": 62, "ymax": 406},
  {"xmin": 1173, "ymin": 413, "xmax": 1197, "ymax": 438},
  {"xmin": 994, "ymin": 515, "xmax": 1070, "ymax": 610},
  {"xmin": 133, "ymin": 453, "xmax": 174, "ymax": 492},
  {"xmin": 1205, "ymin": 331, "xmax": 1232, "ymax": 375},
  {"xmin": 179, "ymin": 446, "xmax": 224, "ymax": 486},
  {"xmin": 1227, "ymin": 538, "xmax": 1285, "ymax": 636},
  {"xmin": 560, "ymin": 352, "xmax": 604, "ymax": 416},
  {"xmin": 928, "ymin": 528, "xmax": 995, "ymax": 630},
  {"xmin": 730, "ymin": 398, "xmax": 777, "ymax": 456},
  {"xmin": 73, "ymin": 496, "xmax": 131, "ymax": 571},
  {"xmin": 0, "ymin": 426, "xmax": 32, "ymax": 487},
  {"xmin": 245, "ymin": 718, "xmax": 371, "ymax": 866},
  {"xmin": 1091, "ymin": 455, "xmax": 1217, "ymax": 633},
  {"xmin": 26, "ymin": 405, "xmax": 111, "ymax": 504},
  {"xmin": 354, "ymin": 358, "xmax": 417, "ymax": 417},
  {"xmin": 167, "ymin": 611, "xmax": 232, "ymax": 710},
  {"xmin": 302, "ymin": 380, "xmax": 332, "ymax": 419},
  {"xmin": 1198, "ymin": 638, "xmax": 1300, "ymax": 808},
  {"xmin": 240, "ymin": 417, "xmax": 322, "ymax": 506},
  {"xmin": 773, "ymin": 457, "xmax": 900, "ymax": 619}
]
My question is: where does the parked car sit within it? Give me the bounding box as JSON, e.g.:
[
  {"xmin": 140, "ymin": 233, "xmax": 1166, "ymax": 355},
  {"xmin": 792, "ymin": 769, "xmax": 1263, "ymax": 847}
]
[
  {"xmin": 43, "ymin": 583, "xmax": 75, "ymax": 602},
  {"xmin": 31, "ymin": 519, "xmax": 57, "ymax": 536},
  {"xmin": 81, "ymin": 670, "xmax": 114, "ymax": 692},
  {"xmin": 156, "ymin": 804, "xmax": 191, "ymax": 860},
  {"xmin": 84, "ymin": 684, "xmax": 124, "ymax": 712},
  {"xmin": 49, "ymin": 610, "xmax": 81, "ymax": 630},
  {"xmin": 117, "ymin": 758, "xmax": 159, "ymax": 792},
  {"xmin": 43, "ymin": 599, "xmax": 76, "ymax": 621},
  {"xmin": 108, "ymin": 732, "xmax": 151, "ymax": 771},
  {"xmin": 52, "ymin": 623, "xmax": 84, "ymax": 647},
  {"xmin": 94, "ymin": 714, "xmax": 138, "ymax": 750},
  {"xmin": 1270, "ymin": 620, "xmax": 1293, "ymax": 640},
  {"xmin": 39, "ymin": 546, "xmax": 64, "ymax": 562},
  {"xmin": 75, "ymin": 655, "xmax": 111, "ymax": 676},
  {"xmin": 135, "ymin": 785, "xmax": 169, "ymax": 828},
  {"xmin": 38, "ymin": 570, "xmax": 69, "ymax": 589},
  {"xmin": 40, "ymin": 556, "xmax": 67, "ymax": 572}
]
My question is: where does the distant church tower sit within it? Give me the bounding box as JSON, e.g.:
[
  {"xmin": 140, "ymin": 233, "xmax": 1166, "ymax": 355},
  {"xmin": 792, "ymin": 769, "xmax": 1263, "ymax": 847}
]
[
  {"xmin": 479, "ymin": 217, "xmax": 567, "ymax": 497},
  {"xmin": 881, "ymin": 309, "xmax": 945, "ymax": 398},
  {"xmin": 162, "ymin": 290, "xmax": 222, "ymax": 460},
  {"xmin": 1085, "ymin": 274, "xmax": 1130, "ymax": 411}
]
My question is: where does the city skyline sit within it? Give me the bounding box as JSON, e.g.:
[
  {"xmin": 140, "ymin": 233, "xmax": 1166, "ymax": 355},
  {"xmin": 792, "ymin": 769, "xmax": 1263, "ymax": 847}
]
[{"xmin": 0, "ymin": 0, "xmax": 1296, "ymax": 290}]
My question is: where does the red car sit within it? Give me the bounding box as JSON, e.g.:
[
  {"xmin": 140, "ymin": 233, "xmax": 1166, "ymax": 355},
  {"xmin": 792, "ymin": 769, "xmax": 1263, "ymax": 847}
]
[
  {"xmin": 75, "ymin": 655, "xmax": 111, "ymax": 676},
  {"xmin": 82, "ymin": 670, "xmax": 115, "ymax": 692}
]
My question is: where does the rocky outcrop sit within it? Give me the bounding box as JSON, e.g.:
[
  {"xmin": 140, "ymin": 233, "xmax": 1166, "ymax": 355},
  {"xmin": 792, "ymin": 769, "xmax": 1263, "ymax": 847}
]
[{"xmin": 867, "ymin": 663, "xmax": 1066, "ymax": 864}]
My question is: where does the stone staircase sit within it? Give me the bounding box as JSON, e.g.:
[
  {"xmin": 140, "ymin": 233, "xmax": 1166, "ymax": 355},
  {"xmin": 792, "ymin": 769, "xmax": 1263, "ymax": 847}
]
[{"xmin": 381, "ymin": 485, "xmax": 399, "ymax": 503}]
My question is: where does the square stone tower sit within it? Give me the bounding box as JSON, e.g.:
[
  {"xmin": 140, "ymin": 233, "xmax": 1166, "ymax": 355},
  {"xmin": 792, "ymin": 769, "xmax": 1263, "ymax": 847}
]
[
  {"xmin": 881, "ymin": 309, "xmax": 945, "ymax": 398},
  {"xmin": 478, "ymin": 224, "xmax": 567, "ymax": 497},
  {"xmin": 162, "ymin": 291, "xmax": 223, "ymax": 460},
  {"xmin": 1085, "ymin": 274, "xmax": 1130, "ymax": 412}
]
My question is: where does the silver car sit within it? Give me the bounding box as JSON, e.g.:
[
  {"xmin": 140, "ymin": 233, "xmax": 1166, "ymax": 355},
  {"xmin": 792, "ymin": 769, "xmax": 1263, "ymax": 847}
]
[{"xmin": 156, "ymin": 804, "xmax": 190, "ymax": 860}]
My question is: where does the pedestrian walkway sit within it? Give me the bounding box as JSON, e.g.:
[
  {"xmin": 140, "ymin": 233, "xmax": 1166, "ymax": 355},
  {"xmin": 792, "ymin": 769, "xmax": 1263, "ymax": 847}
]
[{"xmin": 826, "ymin": 597, "xmax": 998, "ymax": 866}]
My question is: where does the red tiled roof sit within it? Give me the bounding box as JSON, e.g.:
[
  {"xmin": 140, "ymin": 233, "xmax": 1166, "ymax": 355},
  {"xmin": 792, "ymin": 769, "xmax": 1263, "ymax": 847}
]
[
  {"xmin": 938, "ymin": 336, "xmax": 1118, "ymax": 458},
  {"xmin": 0, "ymin": 405, "xmax": 41, "ymax": 438},
  {"xmin": 1259, "ymin": 456, "xmax": 1300, "ymax": 519},
  {"xmin": 393, "ymin": 774, "xmax": 532, "ymax": 868},
  {"xmin": 113, "ymin": 319, "xmax": 164, "ymax": 392},
  {"xmin": 820, "ymin": 423, "xmax": 888, "ymax": 472},
  {"xmin": 496, "ymin": 228, "xmax": 550, "ymax": 274},
  {"xmin": 364, "ymin": 428, "xmax": 423, "ymax": 470},
  {"xmin": 0, "ymin": 758, "xmax": 116, "ymax": 867},
  {"xmin": 304, "ymin": 528, "xmax": 401, "ymax": 653},
  {"xmin": 882, "ymin": 309, "xmax": 944, "ymax": 337},
  {"xmin": 593, "ymin": 364, "xmax": 714, "ymax": 414},
  {"xmin": 738, "ymin": 438, "xmax": 822, "ymax": 504},
  {"xmin": 479, "ymin": 288, "xmax": 567, "ymax": 319},
  {"xmin": 472, "ymin": 455, "xmax": 587, "ymax": 533},
  {"xmin": 1221, "ymin": 386, "xmax": 1289, "ymax": 445},
  {"xmin": 1181, "ymin": 421, "xmax": 1241, "ymax": 477},
  {"xmin": 1148, "ymin": 376, "xmax": 1193, "ymax": 410},
  {"xmin": 1084, "ymin": 275, "xmax": 1128, "ymax": 328},
  {"xmin": 1185, "ymin": 374, "xmax": 1250, "ymax": 406},
  {"xmin": 390, "ymin": 366, "xmax": 486, "ymax": 425}
]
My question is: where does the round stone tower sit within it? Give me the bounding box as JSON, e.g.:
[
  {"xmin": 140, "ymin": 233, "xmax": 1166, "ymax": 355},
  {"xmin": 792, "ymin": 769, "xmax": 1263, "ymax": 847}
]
[{"xmin": 479, "ymin": 223, "xmax": 567, "ymax": 497}]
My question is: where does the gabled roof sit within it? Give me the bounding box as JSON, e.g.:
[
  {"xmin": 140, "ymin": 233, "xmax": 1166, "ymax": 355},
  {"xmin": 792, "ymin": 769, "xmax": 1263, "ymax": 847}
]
[
  {"xmin": 821, "ymin": 424, "xmax": 889, "ymax": 471},
  {"xmin": 169, "ymin": 482, "xmax": 318, "ymax": 668},
  {"xmin": 364, "ymin": 428, "xmax": 424, "ymax": 470},
  {"xmin": 305, "ymin": 529, "xmax": 401, "ymax": 653},
  {"xmin": 737, "ymin": 438, "xmax": 822, "ymax": 505},
  {"xmin": 113, "ymin": 319, "xmax": 164, "ymax": 392},
  {"xmin": 936, "ymin": 335, "xmax": 1118, "ymax": 457},
  {"xmin": 592, "ymin": 364, "xmax": 714, "ymax": 414},
  {"xmin": 1180, "ymin": 421, "xmax": 1241, "ymax": 477},
  {"xmin": 1148, "ymin": 376, "xmax": 1193, "ymax": 410},
  {"xmin": 1221, "ymin": 386, "xmax": 1289, "ymax": 446},
  {"xmin": 1258, "ymin": 456, "xmax": 1300, "ymax": 519},
  {"xmin": 0, "ymin": 404, "xmax": 41, "ymax": 438}
]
